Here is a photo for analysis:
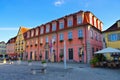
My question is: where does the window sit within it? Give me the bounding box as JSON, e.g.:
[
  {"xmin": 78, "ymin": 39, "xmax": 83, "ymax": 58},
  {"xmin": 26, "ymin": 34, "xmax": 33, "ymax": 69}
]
[
  {"xmin": 27, "ymin": 32, "xmax": 30, "ymax": 38},
  {"xmin": 59, "ymin": 22, "xmax": 64, "ymax": 29},
  {"xmin": 78, "ymin": 29, "xmax": 83, "ymax": 38},
  {"xmin": 40, "ymin": 27, "xmax": 44, "ymax": 34},
  {"xmin": 46, "ymin": 25, "xmax": 50, "ymax": 33},
  {"xmin": 31, "ymin": 30, "xmax": 34, "ymax": 37},
  {"xmin": 52, "ymin": 23, "xmax": 56, "ymax": 31},
  {"xmin": 108, "ymin": 34, "xmax": 118, "ymax": 41},
  {"xmin": 60, "ymin": 33, "xmax": 64, "ymax": 41},
  {"xmin": 36, "ymin": 29, "xmax": 38, "ymax": 36},
  {"xmin": 117, "ymin": 33, "xmax": 120, "ymax": 40},
  {"xmin": 46, "ymin": 36, "xmax": 49, "ymax": 43},
  {"xmin": 95, "ymin": 32, "xmax": 97, "ymax": 40},
  {"xmin": 40, "ymin": 38, "xmax": 43, "ymax": 44},
  {"xmin": 77, "ymin": 16, "xmax": 82, "ymax": 24},
  {"xmin": 68, "ymin": 31, "xmax": 73, "ymax": 39},
  {"xmin": 90, "ymin": 30, "xmax": 94, "ymax": 39},
  {"xmin": 68, "ymin": 19, "xmax": 73, "ymax": 27},
  {"xmin": 52, "ymin": 35, "xmax": 56, "ymax": 42}
]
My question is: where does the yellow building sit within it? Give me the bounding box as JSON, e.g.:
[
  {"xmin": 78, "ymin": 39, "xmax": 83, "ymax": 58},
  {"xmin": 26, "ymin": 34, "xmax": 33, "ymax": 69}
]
[
  {"xmin": 103, "ymin": 20, "xmax": 120, "ymax": 60},
  {"xmin": 15, "ymin": 27, "xmax": 29, "ymax": 60}
]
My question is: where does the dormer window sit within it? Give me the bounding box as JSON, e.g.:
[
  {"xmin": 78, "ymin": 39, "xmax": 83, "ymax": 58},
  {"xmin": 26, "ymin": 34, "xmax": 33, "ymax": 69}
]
[
  {"xmin": 40, "ymin": 27, "xmax": 44, "ymax": 34},
  {"xmin": 31, "ymin": 30, "xmax": 34, "ymax": 37},
  {"xmin": 68, "ymin": 19, "xmax": 73, "ymax": 27},
  {"xmin": 27, "ymin": 31, "xmax": 30, "ymax": 38},
  {"xmin": 59, "ymin": 21, "xmax": 64, "ymax": 29},
  {"xmin": 46, "ymin": 25, "xmax": 50, "ymax": 33},
  {"xmin": 36, "ymin": 28, "xmax": 38, "ymax": 36},
  {"xmin": 52, "ymin": 23, "xmax": 56, "ymax": 31},
  {"xmin": 77, "ymin": 16, "xmax": 82, "ymax": 24}
]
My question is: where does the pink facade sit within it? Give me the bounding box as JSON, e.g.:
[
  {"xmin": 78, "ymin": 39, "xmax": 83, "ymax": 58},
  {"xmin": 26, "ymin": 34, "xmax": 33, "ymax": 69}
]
[
  {"xmin": 24, "ymin": 10, "xmax": 103, "ymax": 63},
  {"xmin": 6, "ymin": 37, "xmax": 17, "ymax": 59}
]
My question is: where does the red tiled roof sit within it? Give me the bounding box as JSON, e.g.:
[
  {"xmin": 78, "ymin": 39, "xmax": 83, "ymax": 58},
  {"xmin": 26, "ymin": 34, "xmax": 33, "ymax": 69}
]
[{"xmin": 103, "ymin": 20, "xmax": 120, "ymax": 33}]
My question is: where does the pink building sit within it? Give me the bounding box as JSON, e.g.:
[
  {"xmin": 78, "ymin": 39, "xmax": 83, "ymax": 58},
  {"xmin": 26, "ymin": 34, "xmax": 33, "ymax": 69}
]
[
  {"xmin": 24, "ymin": 10, "xmax": 103, "ymax": 63},
  {"xmin": 6, "ymin": 36, "xmax": 17, "ymax": 59}
]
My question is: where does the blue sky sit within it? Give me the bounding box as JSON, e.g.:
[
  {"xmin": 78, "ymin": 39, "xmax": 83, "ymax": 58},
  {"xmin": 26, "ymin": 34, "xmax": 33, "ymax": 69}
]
[{"xmin": 0, "ymin": 0, "xmax": 120, "ymax": 42}]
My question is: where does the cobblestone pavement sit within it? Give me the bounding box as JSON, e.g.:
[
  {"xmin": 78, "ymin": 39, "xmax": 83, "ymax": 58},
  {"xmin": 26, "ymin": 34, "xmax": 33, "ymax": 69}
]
[{"xmin": 0, "ymin": 61, "xmax": 120, "ymax": 80}]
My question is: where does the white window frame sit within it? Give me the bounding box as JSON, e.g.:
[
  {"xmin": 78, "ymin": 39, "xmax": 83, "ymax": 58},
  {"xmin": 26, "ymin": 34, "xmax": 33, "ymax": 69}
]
[
  {"xmin": 46, "ymin": 36, "xmax": 49, "ymax": 43},
  {"xmin": 77, "ymin": 16, "xmax": 82, "ymax": 24},
  {"xmin": 90, "ymin": 30, "xmax": 94, "ymax": 39},
  {"xmin": 52, "ymin": 23, "xmax": 56, "ymax": 31},
  {"xmin": 46, "ymin": 25, "xmax": 50, "ymax": 33},
  {"xmin": 40, "ymin": 27, "xmax": 44, "ymax": 34},
  {"xmin": 31, "ymin": 30, "xmax": 34, "ymax": 37},
  {"xmin": 27, "ymin": 32, "xmax": 30, "ymax": 38},
  {"xmin": 59, "ymin": 22, "xmax": 64, "ymax": 29},
  {"xmin": 60, "ymin": 33, "xmax": 64, "ymax": 40},
  {"xmin": 68, "ymin": 31, "xmax": 73, "ymax": 39},
  {"xmin": 36, "ymin": 28, "xmax": 38, "ymax": 36},
  {"xmin": 68, "ymin": 19, "xmax": 73, "ymax": 27},
  {"xmin": 78, "ymin": 29, "xmax": 83, "ymax": 38},
  {"xmin": 52, "ymin": 35, "xmax": 56, "ymax": 42}
]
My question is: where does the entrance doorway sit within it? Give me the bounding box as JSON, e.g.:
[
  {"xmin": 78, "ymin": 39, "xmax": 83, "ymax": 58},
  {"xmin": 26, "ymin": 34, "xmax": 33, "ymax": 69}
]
[
  {"xmin": 30, "ymin": 52, "xmax": 32, "ymax": 60},
  {"xmin": 45, "ymin": 50, "xmax": 49, "ymax": 60},
  {"xmin": 68, "ymin": 48, "xmax": 73, "ymax": 60}
]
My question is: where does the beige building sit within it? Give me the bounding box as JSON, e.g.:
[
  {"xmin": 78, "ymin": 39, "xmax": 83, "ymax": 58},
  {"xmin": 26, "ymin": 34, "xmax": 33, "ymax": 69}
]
[{"xmin": 15, "ymin": 27, "xmax": 29, "ymax": 60}]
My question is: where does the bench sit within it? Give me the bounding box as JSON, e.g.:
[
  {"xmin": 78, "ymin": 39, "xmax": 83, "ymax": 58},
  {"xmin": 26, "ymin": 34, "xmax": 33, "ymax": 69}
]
[{"xmin": 31, "ymin": 67, "xmax": 47, "ymax": 74}]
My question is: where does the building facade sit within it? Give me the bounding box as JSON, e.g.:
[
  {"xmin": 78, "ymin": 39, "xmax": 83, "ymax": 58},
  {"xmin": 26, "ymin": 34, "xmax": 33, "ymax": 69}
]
[
  {"xmin": 15, "ymin": 27, "xmax": 29, "ymax": 60},
  {"xmin": 6, "ymin": 36, "xmax": 17, "ymax": 59},
  {"xmin": 24, "ymin": 10, "xmax": 103, "ymax": 63},
  {"xmin": 0, "ymin": 41, "xmax": 7, "ymax": 59},
  {"xmin": 103, "ymin": 20, "xmax": 120, "ymax": 60}
]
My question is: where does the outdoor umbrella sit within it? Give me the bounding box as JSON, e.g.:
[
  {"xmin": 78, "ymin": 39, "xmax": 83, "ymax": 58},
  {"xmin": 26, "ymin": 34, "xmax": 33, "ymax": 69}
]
[{"xmin": 95, "ymin": 47, "xmax": 120, "ymax": 54}]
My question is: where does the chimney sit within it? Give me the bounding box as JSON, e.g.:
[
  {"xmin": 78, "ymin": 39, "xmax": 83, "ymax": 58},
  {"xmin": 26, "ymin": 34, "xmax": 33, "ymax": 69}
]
[{"xmin": 117, "ymin": 20, "xmax": 120, "ymax": 28}]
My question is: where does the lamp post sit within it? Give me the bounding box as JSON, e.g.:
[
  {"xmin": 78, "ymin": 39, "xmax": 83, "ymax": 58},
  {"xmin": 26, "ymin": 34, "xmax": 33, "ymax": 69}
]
[{"xmin": 64, "ymin": 41, "xmax": 67, "ymax": 69}]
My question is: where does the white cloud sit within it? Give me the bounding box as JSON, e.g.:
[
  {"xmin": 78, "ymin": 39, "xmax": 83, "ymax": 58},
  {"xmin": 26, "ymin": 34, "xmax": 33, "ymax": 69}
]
[
  {"xmin": 0, "ymin": 27, "xmax": 18, "ymax": 31},
  {"xmin": 54, "ymin": 0, "xmax": 64, "ymax": 6}
]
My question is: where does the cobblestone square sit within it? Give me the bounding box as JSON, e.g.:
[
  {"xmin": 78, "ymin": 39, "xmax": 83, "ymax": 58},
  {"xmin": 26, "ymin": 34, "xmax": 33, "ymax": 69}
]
[{"xmin": 0, "ymin": 61, "xmax": 120, "ymax": 80}]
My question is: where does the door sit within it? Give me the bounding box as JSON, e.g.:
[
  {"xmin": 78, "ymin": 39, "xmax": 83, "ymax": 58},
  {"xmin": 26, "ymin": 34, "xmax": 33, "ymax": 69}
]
[
  {"xmin": 69, "ymin": 48, "xmax": 73, "ymax": 60},
  {"xmin": 30, "ymin": 52, "xmax": 32, "ymax": 60},
  {"xmin": 45, "ymin": 50, "xmax": 49, "ymax": 60}
]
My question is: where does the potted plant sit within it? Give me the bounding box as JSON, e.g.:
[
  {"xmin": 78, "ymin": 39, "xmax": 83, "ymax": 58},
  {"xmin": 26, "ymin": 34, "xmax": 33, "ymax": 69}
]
[
  {"xmin": 59, "ymin": 52, "xmax": 64, "ymax": 62},
  {"xmin": 90, "ymin": 57, "xmax": 99, "ymax": 68},
  {"xmin": 41, "ymin": 60, "xmax": 47, "ymax": 67}
]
